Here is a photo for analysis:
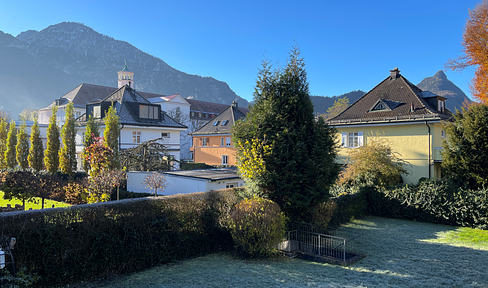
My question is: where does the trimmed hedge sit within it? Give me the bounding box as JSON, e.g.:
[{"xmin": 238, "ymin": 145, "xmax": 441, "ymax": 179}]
[{"xmin": 0, "ymin": 190, "xmax": 238, "ymax": 287}]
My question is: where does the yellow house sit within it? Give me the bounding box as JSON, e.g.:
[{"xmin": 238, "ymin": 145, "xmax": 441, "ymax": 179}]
[
  {"xmin": 328, "ymin": 68, "xmax": 452, "ymax": 184},
  {"xmin": 191, "ymin": 101, "xmax": 247, "ymax": 166}
]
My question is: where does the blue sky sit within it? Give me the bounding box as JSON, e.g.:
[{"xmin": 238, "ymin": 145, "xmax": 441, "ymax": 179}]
[{"xmin": 0, "ymin": 0, "xmax": 480, "ymax": 102}]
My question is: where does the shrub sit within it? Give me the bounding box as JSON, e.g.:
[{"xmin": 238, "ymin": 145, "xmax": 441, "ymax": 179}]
[{"xmin": 229, "ymin": 196, "xmax": 287, "ymax": 258}]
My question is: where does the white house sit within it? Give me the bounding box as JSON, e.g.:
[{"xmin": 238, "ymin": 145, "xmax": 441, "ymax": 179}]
[{"xmin": 127, "ymin": 168, "xmax": 244, "ymax": 195}]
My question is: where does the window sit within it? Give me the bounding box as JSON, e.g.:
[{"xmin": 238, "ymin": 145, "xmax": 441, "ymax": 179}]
[
  {"xmin": 132, "ymin": 131, "xmax": 141, "ymax": 143},
  {"xmin": 202, "ymin": 138, "xmax": 209, "ymax": 146},
  {"xmin": 441, "ymin": 130, "xmax": 446, "ymax": 138},
  {"xmin": 438, "ymin": 100, "xmax": 445, "ymax": 113},
  {"xmin": 221, "ymin": 137, "xmax": 224, "ymax": 147},
  {"xmin": 221, "ymin": 120, "xmax": 229, "ymax": 126},
  {"xmin": 161, "ymin": 132, "xmax": 170, "ymax": 138},
  {"xmin": 341, "ymin": 132, "xmax": 363, "ymax": 148},
  {"xmin": 226, "ymin": 137, "xmax": 231, "ymax": 146},
  {"xmin": 213, "ymin": 121, "xmax": 220, "ymax": 126},
  {"xmin": 372, "ymin": 102, "xmax": 386, "ymax": 111},
  {"xmin": 204, "ymin": 113, "xmax": 208, "ymax": 118},
  {"xmin": 226, "ymin": 182, "xmax": 237, "ymax": 188},
  {"xmin": 222, "ymin": 155, "xmax": 228, "ymax": 165},
  {"xmin": 93, "ymin": 106, "xmax": 101, "ymax": 118},
  {"xmin": 191, "ymin": 111, "xmax": 195, "ymax": 117},
  {"xmin": 139, "ymin": 105, "xmax": 159, "ymax": 119}
]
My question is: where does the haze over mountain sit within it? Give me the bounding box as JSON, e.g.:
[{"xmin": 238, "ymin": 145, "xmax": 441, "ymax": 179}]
[
  {"xmin": 0, "ymin": 22, "xmax": 248, "ymax": 118},
  {"xmin": 416, "ymin": 70, "xmax": 470, "ymax": 112}
]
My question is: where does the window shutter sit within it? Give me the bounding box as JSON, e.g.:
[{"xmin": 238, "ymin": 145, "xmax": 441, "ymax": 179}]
[
  {"xmin": 341, "ymin": 133, "xmax": 347, "ymax": 148},
  {"xmin": 358, "ymin": 132, "xmax": 364, "ymax": 147}
]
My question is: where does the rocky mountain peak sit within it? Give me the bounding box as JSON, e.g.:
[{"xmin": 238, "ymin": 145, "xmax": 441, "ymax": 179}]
[{"xmin": 433, "ymin": 70, "xmax": 447, "ymax": 80}]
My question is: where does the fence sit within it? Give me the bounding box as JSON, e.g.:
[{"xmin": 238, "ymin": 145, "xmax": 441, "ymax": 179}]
[{"xmin": 278, "ymin": 222, "xmax": 365, "ymax": 265}]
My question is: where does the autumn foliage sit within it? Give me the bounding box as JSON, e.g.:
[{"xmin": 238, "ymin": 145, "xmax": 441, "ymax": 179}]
[{"xmin": 446, "ymin": 0, "xmax": 488, "ymax": 103}]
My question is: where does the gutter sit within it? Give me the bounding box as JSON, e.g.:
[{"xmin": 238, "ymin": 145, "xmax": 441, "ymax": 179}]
[{"xmin": 425, "ymin": 121, "xmax": 431, "ymax": 179}]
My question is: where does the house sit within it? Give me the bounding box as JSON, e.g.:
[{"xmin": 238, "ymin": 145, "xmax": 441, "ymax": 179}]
[
  {"xmin": 190, "ymin": 101, "xmax": 247, "ymax": 166},
  {"xmin": 185, "ymin": 99, "xmax": 249, "ymax": 131},
  {"xmin": 75, "ymin": 83, "xmax": 187, "ymax": 170},
  {"xmin": 328, "ymin": 68, "xmax": 452, "ymax": 184},
  {"xmin": 127, "ymin": 168, "xmax": 244, "ymax": 195}
]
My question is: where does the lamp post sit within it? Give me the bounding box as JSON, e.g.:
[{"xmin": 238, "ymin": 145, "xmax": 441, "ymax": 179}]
[{"xmin": 0, "ymin": 237, "xmax": 16, "ymax": 288}]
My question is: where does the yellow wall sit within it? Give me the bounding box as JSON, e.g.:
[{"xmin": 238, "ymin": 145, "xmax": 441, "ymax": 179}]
[
  {"xmin": 192, "ymin": 135, "xmax": 237, "ymax": 165},
  {"xmin": 335, "ymin": 122, "xmax": 445, "ymax": 184}
]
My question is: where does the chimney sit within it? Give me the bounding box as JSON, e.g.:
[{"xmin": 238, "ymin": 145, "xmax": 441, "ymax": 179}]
[
  {"xmin": 390, "ymin": 68, "xmax": 400, "ymax": 79},
  {"xmin": 231, "ymin": 101, "xmax": 238, "ymax": 108},
  {"xmin": 410, "ymin": 102, "xmax": 414, "ymax": 112}
]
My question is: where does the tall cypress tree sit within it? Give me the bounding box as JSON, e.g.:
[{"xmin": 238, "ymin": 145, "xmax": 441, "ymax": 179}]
[
  {"xmin": 16, "ymin": 120, "xmax": 29, "ymax": 169},
  {"xmin": 103, "ymin": 106, "xmax": 121, "ymax": 169},
  {"xmin": 0, "ymin": 119, "xmax": 7, "ymax": 169},
  {"xmin": 44, "ymin": 106, "xmax": 60, "ymax": 174},
  {"xmin": 83, "ymin": 115, "xmax": 100, "ymax": 172},
  {"xmin": 59, "ymin": 102, "xmax": 77, "ymax": 175},
  {"xmin": 233, "ymin": 45, "xmax": 340, "ymax": 220},
  {"xmin": 28, "ymin": 119, "xmax": 44, "ymax": 171},
  {"xmin": 5, "ymin": 120, "xmax": 17, "ymax": 169}
]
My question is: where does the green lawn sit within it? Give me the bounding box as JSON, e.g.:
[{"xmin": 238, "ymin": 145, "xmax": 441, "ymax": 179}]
[
  {"xmin": 66, "ymin": 216, "xmax": 488, "ymax": 288},
  {"xmin": 0, "ymin": 191, "xmax": 71, "ymax": 210}
]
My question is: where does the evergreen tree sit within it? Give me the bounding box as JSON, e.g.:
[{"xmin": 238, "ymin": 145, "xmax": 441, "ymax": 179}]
[
  {"xmin": 16, "ymin": 120, "xmax": 29, "ymax": 169},
  {"xmin": 44, "ymin": 106, "xmax": 60, "ymax": 174},
  {"xmin": 59, "ymin": 102, "xmax": 77, "ymax": 175},
  {"xmin": 233, "ymin": 45, "xmax": 340, "ymax": 219},
  {"xmin": 5, "ymin": 120, "xmax": 17, "ymax": 169},
  {"xmin": 103, "ymin": 105, "xmax": 121, "ymax": 169},
  {"xmin": 442, "ymin": 103, "xmax": 488, "ymax": 189},
  {"xmin": 28, "ymin": 119, "xmax": 44, "ymax": 171},
  {"xmin": 0, "ymin": 119, "xmax": 7, "ymax": 169},
  {"xmin": 82, "ymin": 115, "xmax": 100, "ymax": 172}
]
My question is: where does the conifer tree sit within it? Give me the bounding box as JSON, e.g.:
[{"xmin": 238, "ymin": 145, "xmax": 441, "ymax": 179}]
[
  {"xmin": 103, "ymin": 106, "xmax": 121, "ymax": 169},
  {"xmin": 442, "ymin": 103, "xmax": 488, "ymax": 189},
  {"xmin": 44, "ymin": 106, "xmax": 60, "ymax": 174},
  {"xmin": 0, "ymin": 119, "xmax": 7, "ymax": 169},
  {"xmin": 16, "ymin": 120, "xmax": 29, "ymax": 169},
  {"xmin": 59, "ymin": 102, "xmax": 77, "ymax": 175},
  {"xmin": 82, "ymin": 115, "xmax": 100, "ymax": 172},
  {"xmin": 28, "ymin": 119, "xmax": 44, "ymax": 171},
  {"xmin": 233, "ymin": 45, "xmax": 340, "ymax": 220},
  {"xmin": 5, "ymin": 120, "xmax": 17, "ymax": 169}
]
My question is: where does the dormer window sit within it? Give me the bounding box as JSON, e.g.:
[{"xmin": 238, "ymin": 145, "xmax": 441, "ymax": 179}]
[
  {"xmin": 93, "ymin": 106, "xmax": 101, "ymax": 118},
  {"xmin": 139, "ymin": 104, "xmax": 159, "ymax": 120},
  {"xmin": 438, "ymin": 99, "xmax": 445, "ymax": 113},
  {"xmin": 372, "ymin": 102, "xmax": 386, "ymax": 111}
]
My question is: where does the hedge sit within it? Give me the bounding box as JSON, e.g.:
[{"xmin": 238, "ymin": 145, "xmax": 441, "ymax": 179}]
[{"xmin": 0, "ymin": 189, "xmax": 238, "ymax": 287}]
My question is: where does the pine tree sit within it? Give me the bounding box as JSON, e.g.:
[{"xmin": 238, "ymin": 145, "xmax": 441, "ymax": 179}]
[
  {"xmin": 103, "ymin": 105, "xmax": 121, "ymax": 169},
  {"xmin": 0, "ymin": 119, "xmax": 7, "ymax": 169},
  {"xmin": 82, "ymin": 115, "xmax": 100, "ymax": 172},
  {"xmin": 233, "ymin": 45, "xmax": 340, "ymax": 219},
  {"xmin": 28, "ymin": 119, "xmax": 44, "ymax": 171},
  {"xmin": 5, "ymin": 120, "xmax": 17, "ymax": 169},
  {"xmin": 59, "ymin": 102, "xmax": 77, "ymax": 175},
  {"xmin": 44, "ymin": 106, "xmax": 60, "ymax": 174},
  {"xmin": 16, "ymin": 120, "xmax": 29, "ymax": 169},
  {"xmin": 441, "ymin": 103, "xmax": 488, "ymax": 189}
]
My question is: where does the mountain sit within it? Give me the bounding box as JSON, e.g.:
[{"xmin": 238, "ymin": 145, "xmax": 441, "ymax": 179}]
[
  {"xmin": 311, "ymin": 90, "xmax": 365, "ymax": 115},
  {"xmin": 417, "ymin": 70, "xmax": 470, "ymax": 112},
  {"xmin": 0, "ymin": 22, "xmax": 248, "ymax": 118}
]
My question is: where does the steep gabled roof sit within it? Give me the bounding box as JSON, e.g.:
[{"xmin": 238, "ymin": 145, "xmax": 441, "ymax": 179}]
[
  {"xmin": 186, "ymin": 99, "xmax": 249, "ymax": 115},
  {"xmin": 41, "ymin": 83, "xmax": 118, "ymax": 110},
  {"xmin": 328, "ymin": 69, "xmax": 452, "ymax": 125},
  {"xmin": 191, "ymin": 102, "xmax": 246, "ymax": 135},
  {"xmin": 77, "ymin": 85, "xmax": 186, "ymax": 129}
]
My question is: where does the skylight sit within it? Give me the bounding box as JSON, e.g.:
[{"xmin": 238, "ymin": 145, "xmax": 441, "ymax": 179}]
[
  {"xmin": 212, "ymin": 121, "xmax": 220, "ymax": 126},
  {"xmin": 221, "ymin": 120, "xmax": 228, "ymax": 126}
]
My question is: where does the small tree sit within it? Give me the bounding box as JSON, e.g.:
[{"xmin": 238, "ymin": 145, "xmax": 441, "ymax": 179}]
[
  {"xmin": 0, "ymin": 119, "xmax": 8, "ymax": 169},
  {"xmin": 83, "ymin": 137, "xmax": 115, "ymax": 203},
  {"xmin": 59, "ymin": 102, "xmax": 77, "ymax": 175},
  {"xmin": 120, "ymin": 138, "xmax": 173, "ymax": 171},
  {"xmin": 442, "ymin": 103, "xmax": 488, "ymax": 189},
  {"xmin": 44, "ymin": 106, "xmax": 60, "ymax": 174},
  {"xmin": 320, "ymin": 97, "xmax": 349, "ymax": 120},
  {"xmin": 0, "ymin": 170, "xmax": 38, "ymax": 210},
  {"xmin": 5, "ymin": 120, "xmax": 17, "ymax": 169},
  {"xmin": 82, "ymin": 115, "xmax": 100, "ymax": 172},
  {"xmin": 142, "ymin": 172, "xmax": 167, "ymax": 196},
  {"xmin": 28, "ymin": 119, "xmax": 44, "ymax": 171},
  {"xmin": 339, "ymin": 135, "xmax": 409, "ymax": 188},
  {"xmin": 103, "ymin": 106, "xmax": 121, "ymax": 169},
  {"xmin": 16, "ymin": 120, "xmax": 29, "ymax": 169}
]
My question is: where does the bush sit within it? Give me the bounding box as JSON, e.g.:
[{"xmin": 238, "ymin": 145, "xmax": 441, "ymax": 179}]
[{"xmin": 229, "ymin": 196, "xmax": 286, "ymax": 258}]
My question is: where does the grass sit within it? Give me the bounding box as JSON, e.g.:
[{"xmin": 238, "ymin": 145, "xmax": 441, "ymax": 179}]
[
  {"xmin": 66, "ymin": 216, "xmax": 488, "ymax": 288},
  {"xmin": 0, "ymin": 191, "xmax": 71, "ymax": 210}
]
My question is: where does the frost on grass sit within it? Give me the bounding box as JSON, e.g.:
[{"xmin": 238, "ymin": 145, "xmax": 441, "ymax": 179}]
[{"xmin": 69, "ymin": 216, "xmax": 488, "ymax": 288}]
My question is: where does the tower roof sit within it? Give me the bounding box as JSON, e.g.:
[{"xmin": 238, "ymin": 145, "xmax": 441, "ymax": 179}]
[{"xmin": 120, "ymin": 60, "xmax": 131, "ymax": 72}]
